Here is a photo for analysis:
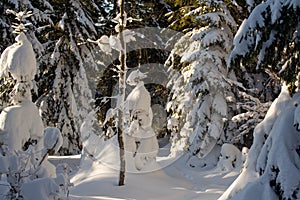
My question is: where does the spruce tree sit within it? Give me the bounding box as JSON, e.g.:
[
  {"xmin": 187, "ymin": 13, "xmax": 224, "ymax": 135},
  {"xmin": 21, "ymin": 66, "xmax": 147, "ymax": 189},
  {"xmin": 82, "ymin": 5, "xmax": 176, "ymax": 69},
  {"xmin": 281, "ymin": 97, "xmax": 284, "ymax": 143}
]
[
  {"xmin": 0, "ymin": 0, "xmax": 53, "ymax": 110},
  {"xmin": 230, "ymin": 0, "xmax": 300, "ymax": 92},
  {"xmin": 35, "ymin": 0, "xmax": 102, "ymax": 155},
  {"xmin": 221, "ymin": 0, "xmax": 300, "ymax": 199},
  {"xmin": 165, "ymin": 0, "xmax": 238, "ymax": 163}
]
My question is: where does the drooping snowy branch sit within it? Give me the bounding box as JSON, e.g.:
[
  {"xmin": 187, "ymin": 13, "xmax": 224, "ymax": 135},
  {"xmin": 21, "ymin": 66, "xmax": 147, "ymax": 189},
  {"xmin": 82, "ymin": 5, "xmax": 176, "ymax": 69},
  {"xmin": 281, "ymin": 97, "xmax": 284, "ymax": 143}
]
[{"xmin": 229, "ymin": 0, "xmax": 300, "ymax": 89}]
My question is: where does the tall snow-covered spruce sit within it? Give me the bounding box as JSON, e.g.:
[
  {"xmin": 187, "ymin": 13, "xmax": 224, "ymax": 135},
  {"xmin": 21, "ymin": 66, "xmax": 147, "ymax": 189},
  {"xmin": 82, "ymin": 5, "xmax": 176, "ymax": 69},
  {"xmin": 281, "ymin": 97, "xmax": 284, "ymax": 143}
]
[
  {"xmin": 36, "ymin": 0, "xmax": 102, "ymax": 155},
  {"xmin": 166, "ymin": 0, "xmax": 237, "ymax": 165},
  {"xmin": 0, "ymin": 0, "xmax": 53, "ymax": 110},
  {"xmin": 220, "ymin": 84, "xmax": 300, "ymax": 200}
]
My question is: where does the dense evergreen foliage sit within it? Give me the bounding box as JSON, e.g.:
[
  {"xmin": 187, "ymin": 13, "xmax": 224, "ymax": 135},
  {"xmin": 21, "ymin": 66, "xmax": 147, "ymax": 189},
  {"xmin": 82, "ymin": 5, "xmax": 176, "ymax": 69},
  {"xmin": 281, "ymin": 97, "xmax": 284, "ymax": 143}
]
[
  {"xmin": 230, "ymin": 0, "xmax": 300, "ymax": 93},
  {"xmin": 0, "ymin": 0, "xmax": 298, "ymax": 168}
]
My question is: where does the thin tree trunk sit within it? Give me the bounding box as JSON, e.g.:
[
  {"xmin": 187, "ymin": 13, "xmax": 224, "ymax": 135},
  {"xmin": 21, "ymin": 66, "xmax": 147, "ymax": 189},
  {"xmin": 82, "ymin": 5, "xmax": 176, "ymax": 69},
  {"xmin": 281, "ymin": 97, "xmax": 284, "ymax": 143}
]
[
  {"xmin": 117, "ymin": 0, "xmax": 126, "ymax": 186},
  {"xmin": 19, "ymin": 0, "xmax": 23, "ymax": 12}
]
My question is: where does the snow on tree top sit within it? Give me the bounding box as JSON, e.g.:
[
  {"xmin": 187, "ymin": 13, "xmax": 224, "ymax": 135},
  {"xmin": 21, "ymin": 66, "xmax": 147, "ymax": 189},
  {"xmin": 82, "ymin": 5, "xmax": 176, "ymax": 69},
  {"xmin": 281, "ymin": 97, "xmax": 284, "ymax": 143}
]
[
  {"xmin": 0, "ymin": 32, "xmax": 36, "ymax": 82},
  {"xmin": 126, "ymin": 69, "xmax": 147, "ymax": 86}
]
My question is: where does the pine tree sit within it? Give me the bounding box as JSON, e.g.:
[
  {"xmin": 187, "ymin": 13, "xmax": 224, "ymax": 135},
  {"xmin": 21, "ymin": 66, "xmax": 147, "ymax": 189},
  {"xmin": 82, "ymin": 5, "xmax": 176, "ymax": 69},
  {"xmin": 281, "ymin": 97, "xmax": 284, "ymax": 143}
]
[
  {"xmin": 34, "ymin": 0, "xmax": 102, "ymax": 155},
  {"xmin": 221, "ymin": 0, "xmax": 300, "ymax": 199},
  {"xmin": 0, "ymin": 0, "xmax": 99, "ymax": 155},
  {"xmin": 166, "ymin": 0, "xmax": 238, "ymax": 163},
  {"xmin": 229, "ymin": 0, "xmax": 300, "ymax": 92},
  {"xmin": 0, "ymin": 9, "xmax": 68, "ymax": 199},
  {"xmin": 0, "ymin": 0, "xmax": 53, "ymax": 110}
]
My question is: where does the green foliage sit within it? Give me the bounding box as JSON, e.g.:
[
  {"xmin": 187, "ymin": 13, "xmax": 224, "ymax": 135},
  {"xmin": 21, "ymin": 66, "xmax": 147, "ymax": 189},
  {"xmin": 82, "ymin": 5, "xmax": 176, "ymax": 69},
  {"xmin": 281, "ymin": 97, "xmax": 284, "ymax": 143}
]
[
  {"xmin": 164, "ymin": 0, "xmax": 200, "ymax": 9},
  {"xmin": 165, "ymin": 1, "xmax": 205, "ymax": 31},
  {"xmin": 165, "ymin": 0, "xmax": 248, "ymax": 31},
  {"xmin": 230, "ymin": 2, "xmax": 300, "ymax": 93}
]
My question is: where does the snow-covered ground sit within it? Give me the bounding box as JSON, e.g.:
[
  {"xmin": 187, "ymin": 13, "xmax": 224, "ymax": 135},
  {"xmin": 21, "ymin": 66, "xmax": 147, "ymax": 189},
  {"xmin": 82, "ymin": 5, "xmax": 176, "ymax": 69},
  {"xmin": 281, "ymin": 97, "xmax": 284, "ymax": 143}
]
[{"xmin": 50, "ymin": 144, "xmax": 239, "ymax": 200}]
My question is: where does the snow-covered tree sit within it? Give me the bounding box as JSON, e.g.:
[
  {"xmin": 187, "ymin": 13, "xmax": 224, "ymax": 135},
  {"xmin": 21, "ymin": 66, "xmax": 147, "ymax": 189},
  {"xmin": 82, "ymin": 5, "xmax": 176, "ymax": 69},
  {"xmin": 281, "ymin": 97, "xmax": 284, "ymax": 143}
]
[
  {"xmin": 0, "ymin": 30, "xmax": 44, "ymax": 153},
  {"xmin": 0, "ymin": 0, "xmax": 97, "ymax": 155},
  {"xmin": 35, "ymin": 0, "xmax": 102, "ymax": 155},
  {"xmin": 216, "ymin": 143, "xmax": 244, "ymax": 171},
  {"xmin": 220, "ymin": 0, "xmax": 300, "ymax": 199},
  {"xmin": 220, "ymin": 85, "xmax": 300, "ymax": 200},
  {"xmin": 229, "ymin": 0, "xmax": 300, "ymax": 92},
  {"xmin": 0, "ymin": 0, "xmax": 53, "ymax": 110},
  {"xmin": 124, "ymin": 69, "xmax": 158, "ymax": 171},
  {"xmin": 0, "ymin": 18, "xmax": 68, "ymax": 198},
  {"xmin": 166, "ymin": 0, "xmax": 238, "ymax": 164}
]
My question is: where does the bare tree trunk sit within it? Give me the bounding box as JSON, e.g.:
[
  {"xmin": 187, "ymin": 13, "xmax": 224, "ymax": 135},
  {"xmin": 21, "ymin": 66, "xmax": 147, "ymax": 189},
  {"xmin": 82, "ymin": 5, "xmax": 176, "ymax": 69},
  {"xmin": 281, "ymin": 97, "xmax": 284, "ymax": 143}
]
[
  {"xmin": 297, "ymin": 72, "xmax": 300, "ymax": 91},
  {"xmin": 117, "ymin": 0, "xmax": 126, "ymax": 186},
  {"xmin": 19, "ymin": 0, "xmax": 23, "ymax": 11}
]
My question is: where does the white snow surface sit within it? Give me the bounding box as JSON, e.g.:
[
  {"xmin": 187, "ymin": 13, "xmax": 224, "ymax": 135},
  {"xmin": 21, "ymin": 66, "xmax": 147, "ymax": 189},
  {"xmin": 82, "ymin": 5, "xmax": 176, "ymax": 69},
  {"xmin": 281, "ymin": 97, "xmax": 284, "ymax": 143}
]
[
  {"xmin": 56, "ymin": 117, "xmax": 239, "ymax": 200},
  {"xmin": 217, "ymin": 144, "xmax": 243, "ymax": 172},
  {"xmin": 20, "ymin": 177, "xmax": 60, "ymax": 200},
  {"xmin": 68, "ymin": 141, "xmax": 239, "ymax": 200}
]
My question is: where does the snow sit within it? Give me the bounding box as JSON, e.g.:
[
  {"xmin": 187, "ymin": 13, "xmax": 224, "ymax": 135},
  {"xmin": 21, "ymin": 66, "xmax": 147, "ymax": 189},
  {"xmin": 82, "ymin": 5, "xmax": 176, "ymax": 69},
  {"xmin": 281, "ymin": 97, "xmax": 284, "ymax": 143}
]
[
  {"xmin": 230, "ymin": 0, "xmax": 300, "ymax": 71},
  {"xmin": 0, "ymin": 100, "xmax": 44, "ymax": 151},
  {"xmin": 217, "ymin": 144, "xmax": 243, "ymax": 171},
  {"xmin": 20, "ymin": 177, "xmax": 60, "ymax": 200},
  {"xmin": 0, "ymin": 1, "xmax": 298, "ymax": 199},
  {"xmin": 71, "ymin": 0, "xmax": 97, "ymax": 35},
  {"xmin": 64, "ymin": 67, "xmax": 239, "ymax": 199},
  {"xmin": 0, "ymin": 30, "xmax": 73, "ymax": 199},
  {"xmin": 0, "ymin": 44, "xmax": 15, "ymax": 78},
  {"xmin": 44, "ymin": 127, "xmax": 63, "ymax": 154},
  {"xmin": 124, "ymin": 70, "xmax": 158, "ymax": 171},
  {"xmin": 0, "ymin": 32, "xmax": 36, "ymax": 82},
  {"xmin": 68, "ymin": 144, "xmax": 239, "ymax": 200},
  {"xmin": 166, "ymin": 1, "xmax": 237, "ymax": 162},
  {"xmin": 125, "ymin": 82, "xmax": 151, "ymax": 116},
  {"xmin": 220, "ymin": 84, "xmax": 300, "ymax": 200},
  {"xmin": 213, "ymin": 94, "xmax": 227, "ymax": 116}
]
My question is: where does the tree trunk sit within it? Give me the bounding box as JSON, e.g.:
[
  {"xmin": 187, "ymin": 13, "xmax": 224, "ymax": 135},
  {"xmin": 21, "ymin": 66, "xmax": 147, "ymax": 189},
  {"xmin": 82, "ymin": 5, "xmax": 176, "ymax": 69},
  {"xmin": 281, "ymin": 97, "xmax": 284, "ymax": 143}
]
[{"xmin": 117, "ymin": 0, "xmax": 126, "ymax": 186}]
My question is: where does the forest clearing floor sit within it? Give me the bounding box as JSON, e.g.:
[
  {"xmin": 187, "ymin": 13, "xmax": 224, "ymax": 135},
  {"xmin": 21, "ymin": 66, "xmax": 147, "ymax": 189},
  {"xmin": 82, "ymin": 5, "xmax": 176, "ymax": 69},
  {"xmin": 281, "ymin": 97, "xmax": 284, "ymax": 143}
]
[{"xmin": 49, "ymin": 143, "xmax": 238, "ymax": 200}]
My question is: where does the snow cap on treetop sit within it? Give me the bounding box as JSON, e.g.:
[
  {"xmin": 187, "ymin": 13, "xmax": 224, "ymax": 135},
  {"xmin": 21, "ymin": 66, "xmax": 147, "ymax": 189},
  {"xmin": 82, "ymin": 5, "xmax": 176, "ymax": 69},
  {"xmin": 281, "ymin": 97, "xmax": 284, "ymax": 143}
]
[
  {"xmin": 126, "ymin": 69, "xmax": 147, "ymax": 86},
  {"xmin": 0, "ymin": 32, "xmax": 36, "ymax": 83},
  {"xmin": 15, "ymin": 32, "xmax": 27, "ymax": 43}
]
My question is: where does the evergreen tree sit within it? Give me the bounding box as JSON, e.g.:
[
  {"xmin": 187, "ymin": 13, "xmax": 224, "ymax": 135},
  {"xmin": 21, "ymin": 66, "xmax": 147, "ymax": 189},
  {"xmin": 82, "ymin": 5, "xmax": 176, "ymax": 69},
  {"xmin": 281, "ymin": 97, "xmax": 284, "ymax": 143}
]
[
  {"xmin": 0, "ymin": 0, "xmax": 53, "ymax": 110},
  {"xmin": 0, "ymin": 0, "xmax": 100, "ymax": 155},
  {"xmin": 36, "ymin": 0, "xmax": 102, "ymax": 155},
  {"xmin": 221, "ymin": 0, "xmax": 300, "ymax": 199},
  {"xmin": 230, "ymin": 0, "xmax": 300, "ymax": 92},
  {"xmin": 165, "ymin": 0, "xmax": 238, "ymax": 163}
]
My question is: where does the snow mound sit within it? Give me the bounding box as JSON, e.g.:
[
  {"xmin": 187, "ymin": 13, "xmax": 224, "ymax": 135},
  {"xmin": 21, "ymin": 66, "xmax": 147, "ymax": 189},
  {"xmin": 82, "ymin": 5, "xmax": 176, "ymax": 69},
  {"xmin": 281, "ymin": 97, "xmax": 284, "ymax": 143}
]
[
  {"xmin": 0, "ymin": 100, "xmax": 44, "ymax": 151},
  {"xmin": 44, "ymin": 127, "xmax": 63, "ymax": 154},
  {"xmin": 217, "ymin": 143, "xmax": 243, "ymax": 171},
  {"xmin": 20, "ymin": 177, "xmax": 60, "ymax": 200}
]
